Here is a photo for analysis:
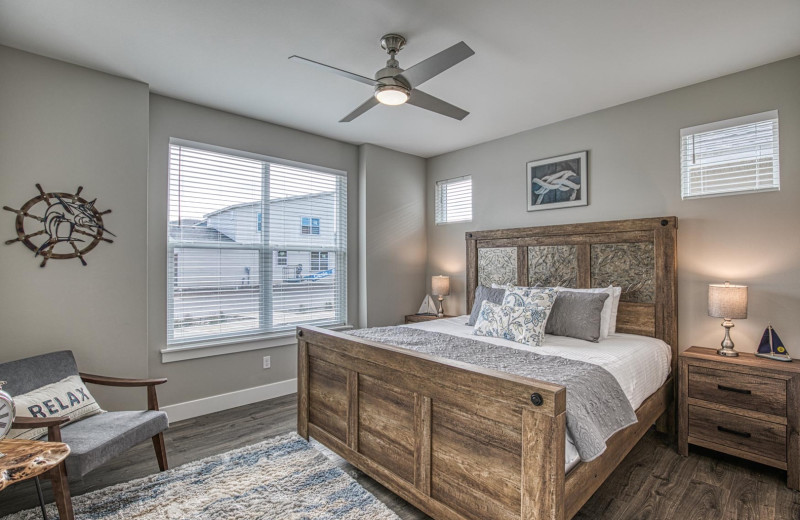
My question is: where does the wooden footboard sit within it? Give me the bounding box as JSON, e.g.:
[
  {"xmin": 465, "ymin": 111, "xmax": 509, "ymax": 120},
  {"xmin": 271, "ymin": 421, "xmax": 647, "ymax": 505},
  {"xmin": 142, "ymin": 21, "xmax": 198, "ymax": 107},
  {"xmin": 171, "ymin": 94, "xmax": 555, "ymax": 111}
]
[
  {"xmin": 297, "ymin": 326, "xmax": 672, "ymax": 520},
  {"xmin": 298, "ymin": 326, "xmax": 568, "ymax": 520}
]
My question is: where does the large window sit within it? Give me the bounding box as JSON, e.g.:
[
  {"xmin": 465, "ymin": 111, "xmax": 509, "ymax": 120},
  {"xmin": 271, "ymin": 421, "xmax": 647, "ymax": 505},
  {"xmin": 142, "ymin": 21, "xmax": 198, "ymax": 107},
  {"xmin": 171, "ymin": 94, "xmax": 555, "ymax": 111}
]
[
  {"xmin": 435, "ymin": 175, "xmax": 472, "ymax": 224},
  {"xmin": 680, "ymin": 111, "xmax": 780, "ymax": 200},
  {"xmin": 167, "ymin": 140, "xmax": 347, "ymax": 345}
]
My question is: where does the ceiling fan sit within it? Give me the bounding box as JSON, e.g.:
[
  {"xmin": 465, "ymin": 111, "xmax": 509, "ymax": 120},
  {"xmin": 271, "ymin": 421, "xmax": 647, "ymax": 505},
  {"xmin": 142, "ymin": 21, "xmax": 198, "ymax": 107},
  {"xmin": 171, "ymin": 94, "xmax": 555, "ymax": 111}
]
[{"xmin": 289, "ymin": 34, "xmax": 474, "ymax": 122}]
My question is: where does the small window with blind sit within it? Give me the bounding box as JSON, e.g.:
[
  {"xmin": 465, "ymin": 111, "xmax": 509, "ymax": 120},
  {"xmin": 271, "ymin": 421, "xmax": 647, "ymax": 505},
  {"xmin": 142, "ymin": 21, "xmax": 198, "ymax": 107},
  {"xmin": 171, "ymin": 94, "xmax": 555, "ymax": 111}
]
[
  {"xmin": 680, "ymin": 110, "xmax": 780, "ymax": 200},
  {"xmin": 167, "ymin": 140, "xmax": 348, "ymax": 346},
  {"xmin": 435, "ymin": 175, "xmax": 472, "ymax": 224}
]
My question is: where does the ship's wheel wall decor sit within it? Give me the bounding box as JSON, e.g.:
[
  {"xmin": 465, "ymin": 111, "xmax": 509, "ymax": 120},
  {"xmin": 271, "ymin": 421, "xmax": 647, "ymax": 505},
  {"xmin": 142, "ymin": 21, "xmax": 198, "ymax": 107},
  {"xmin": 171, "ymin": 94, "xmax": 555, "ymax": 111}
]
[{"xmin": 4, "ymin": 184, "xmax": 114, "ymax": 267}]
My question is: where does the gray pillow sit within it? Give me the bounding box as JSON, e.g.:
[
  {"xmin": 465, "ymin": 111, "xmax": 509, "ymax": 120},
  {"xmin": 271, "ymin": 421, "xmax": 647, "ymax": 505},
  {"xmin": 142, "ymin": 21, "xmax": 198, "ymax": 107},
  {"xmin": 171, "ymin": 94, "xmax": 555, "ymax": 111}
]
[
  {"xmin": 467, "ymin": 285, "xmax": 507, "ymax": 326},
  {"xmin": 545, "ymin": 291, "xmax": 610, "ymax": 342}
]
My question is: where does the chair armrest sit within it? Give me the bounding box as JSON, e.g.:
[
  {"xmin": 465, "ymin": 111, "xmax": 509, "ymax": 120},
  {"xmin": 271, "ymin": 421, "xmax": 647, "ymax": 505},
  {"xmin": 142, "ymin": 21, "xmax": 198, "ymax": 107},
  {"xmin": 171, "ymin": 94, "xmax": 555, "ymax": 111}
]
[
  {"xmin": 80, "ymin": 373, "xmax": 167, "ymax": 387},
  {"xmin": 80, "ymin": 373, "xmax": 167, "ymax": 412},
  {"xmin": 12, "ymin": 416, "xmax": 69, "ymax": 443},
  {"xmin": 12, "ymin": 416, "xmax": 69, "ymax": 429}
]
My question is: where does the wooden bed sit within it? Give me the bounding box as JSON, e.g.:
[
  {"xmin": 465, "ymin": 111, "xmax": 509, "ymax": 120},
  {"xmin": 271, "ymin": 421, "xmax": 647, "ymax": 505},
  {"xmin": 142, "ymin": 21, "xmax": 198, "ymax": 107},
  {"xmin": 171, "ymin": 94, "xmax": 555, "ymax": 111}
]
[{"xmin": 297, "ymin": 217, "xmax": 678, "ymax": 520}]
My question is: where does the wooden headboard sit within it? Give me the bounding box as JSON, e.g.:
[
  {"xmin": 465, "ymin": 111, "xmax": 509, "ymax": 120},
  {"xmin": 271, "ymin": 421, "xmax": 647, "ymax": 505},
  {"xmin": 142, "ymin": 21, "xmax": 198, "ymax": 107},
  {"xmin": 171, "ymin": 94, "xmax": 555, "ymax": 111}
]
[{"xmin": 466, "ymin": 216, "xmax": 678, "ymax": 372}]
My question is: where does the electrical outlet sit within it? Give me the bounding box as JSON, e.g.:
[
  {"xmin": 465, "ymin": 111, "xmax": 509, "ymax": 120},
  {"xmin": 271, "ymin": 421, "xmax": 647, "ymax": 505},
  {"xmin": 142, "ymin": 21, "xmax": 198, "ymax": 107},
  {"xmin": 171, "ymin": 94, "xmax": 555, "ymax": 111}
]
[{"xmin": 262, "ymin": 356, "xmax": 271, "ymax": 369}]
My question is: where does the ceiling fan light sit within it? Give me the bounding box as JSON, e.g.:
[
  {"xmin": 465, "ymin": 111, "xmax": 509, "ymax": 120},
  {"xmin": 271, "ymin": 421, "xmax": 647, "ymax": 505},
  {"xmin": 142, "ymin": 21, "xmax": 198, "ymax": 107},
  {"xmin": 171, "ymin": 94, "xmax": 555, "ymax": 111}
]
[{"xmin": 375, "ymin": 85, "xmax": 409, "ymax": 106}]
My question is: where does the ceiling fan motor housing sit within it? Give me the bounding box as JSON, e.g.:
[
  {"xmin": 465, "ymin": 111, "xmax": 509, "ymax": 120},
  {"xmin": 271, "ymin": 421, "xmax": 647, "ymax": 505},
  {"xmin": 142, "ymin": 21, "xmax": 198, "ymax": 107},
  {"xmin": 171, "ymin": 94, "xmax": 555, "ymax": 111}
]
[{"xmin": 380, "ymin": 34, "xmax": 406, "ymax": 55}]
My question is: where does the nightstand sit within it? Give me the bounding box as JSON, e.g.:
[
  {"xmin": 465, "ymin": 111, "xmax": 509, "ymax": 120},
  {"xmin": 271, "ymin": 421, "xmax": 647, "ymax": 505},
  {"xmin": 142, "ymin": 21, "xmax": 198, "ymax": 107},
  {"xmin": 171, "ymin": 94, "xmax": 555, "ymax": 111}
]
[
  {"xmin": 679, "ymin": 346, "xmax": 800, "ymax": 489},
  {"xmin": 404, "ymin": 314, "xmax": 455, "ymax": 324}
]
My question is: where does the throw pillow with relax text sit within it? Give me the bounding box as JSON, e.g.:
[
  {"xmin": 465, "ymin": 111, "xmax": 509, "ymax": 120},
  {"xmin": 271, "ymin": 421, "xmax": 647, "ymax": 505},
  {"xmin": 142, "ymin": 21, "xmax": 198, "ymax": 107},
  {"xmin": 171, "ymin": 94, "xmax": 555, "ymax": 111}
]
[{"xmin": 7, "ymin": 374, "xmax": 104, "ymax": 440}]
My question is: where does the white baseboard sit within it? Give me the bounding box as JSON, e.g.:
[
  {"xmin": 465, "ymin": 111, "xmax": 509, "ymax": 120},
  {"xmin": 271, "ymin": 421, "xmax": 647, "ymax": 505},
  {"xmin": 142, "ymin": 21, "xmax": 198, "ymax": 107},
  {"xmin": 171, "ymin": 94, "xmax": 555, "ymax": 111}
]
[{"xmin": 161, "ymin": 378, "xmax": 297, "ymax": 423}]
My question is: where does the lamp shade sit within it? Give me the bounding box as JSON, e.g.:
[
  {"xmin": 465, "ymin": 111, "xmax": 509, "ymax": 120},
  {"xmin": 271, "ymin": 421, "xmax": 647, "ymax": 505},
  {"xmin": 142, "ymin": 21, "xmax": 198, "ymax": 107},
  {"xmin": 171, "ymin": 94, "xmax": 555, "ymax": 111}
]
[
  {"xmin": 432, "ymin": 275, "xmax": 450, "ymax": 296},
  {"xmin": 708, "ymin": 282, "xmax": 748, "ymax": 319}
]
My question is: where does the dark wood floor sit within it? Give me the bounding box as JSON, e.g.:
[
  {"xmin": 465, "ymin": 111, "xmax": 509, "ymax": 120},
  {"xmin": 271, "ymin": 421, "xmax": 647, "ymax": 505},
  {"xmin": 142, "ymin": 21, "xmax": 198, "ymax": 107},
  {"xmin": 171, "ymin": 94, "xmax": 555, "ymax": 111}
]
[{"xmin": 2, "ymin": 394, "xmax": 798, "ymax": 519}]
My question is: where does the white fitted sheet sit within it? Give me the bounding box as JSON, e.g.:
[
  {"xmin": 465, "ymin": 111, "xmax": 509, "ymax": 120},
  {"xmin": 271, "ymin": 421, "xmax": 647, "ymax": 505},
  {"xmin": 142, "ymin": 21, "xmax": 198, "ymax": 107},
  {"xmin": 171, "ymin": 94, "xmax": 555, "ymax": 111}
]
[{"xmin": 403, "ymin": 316, "xmax": 672, "ymax": 472}]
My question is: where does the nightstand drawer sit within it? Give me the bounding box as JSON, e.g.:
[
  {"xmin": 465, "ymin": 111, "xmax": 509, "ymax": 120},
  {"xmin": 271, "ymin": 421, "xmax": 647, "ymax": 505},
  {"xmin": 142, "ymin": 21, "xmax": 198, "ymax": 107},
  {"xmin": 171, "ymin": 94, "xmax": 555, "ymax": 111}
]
[
  {"xmin": 688, "ymin": 404, "xmax": 786, "ymax": 463},
  {"xmin": 688, "ymin": 365, "xmax": 786, "ymax": 416}
]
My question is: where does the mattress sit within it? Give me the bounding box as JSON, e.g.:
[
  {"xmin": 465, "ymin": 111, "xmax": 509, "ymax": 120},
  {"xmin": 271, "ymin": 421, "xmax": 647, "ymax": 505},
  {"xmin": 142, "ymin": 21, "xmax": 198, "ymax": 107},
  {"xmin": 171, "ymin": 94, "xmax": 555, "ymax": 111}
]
[{"xmin": 404, "ymin": 315, "xmax": 672, "ymax": 472}]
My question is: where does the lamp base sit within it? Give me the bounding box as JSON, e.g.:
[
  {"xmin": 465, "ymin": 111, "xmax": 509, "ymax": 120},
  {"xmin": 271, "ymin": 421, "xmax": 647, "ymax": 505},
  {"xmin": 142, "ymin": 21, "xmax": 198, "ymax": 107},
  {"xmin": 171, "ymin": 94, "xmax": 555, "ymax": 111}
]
[
  {"xmin": 716, "ymin": 319, "xmax": 739, "ymax": 357},
  {"xmin": 717, "ymin": 347, "xmax": 739, "ymax": 357},
  {"xmin": 437, "ymin": 296, "xmax": 445, "ymax": 318}
]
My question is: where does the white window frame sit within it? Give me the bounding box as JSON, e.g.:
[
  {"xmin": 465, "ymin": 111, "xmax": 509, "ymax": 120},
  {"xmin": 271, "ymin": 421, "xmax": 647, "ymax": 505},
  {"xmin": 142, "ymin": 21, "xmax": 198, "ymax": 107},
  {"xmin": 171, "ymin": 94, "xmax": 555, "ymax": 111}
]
[
  {"xmin": 162, "ymin": 138, "xmax": 349, "ymax": 361},
  {"xmin": 680, "ymin": 110, "xmax": 780, "ymax": 200},
  {"xmin": 435, "ymin": 175, "xmax": 473, "ymax": 225}
]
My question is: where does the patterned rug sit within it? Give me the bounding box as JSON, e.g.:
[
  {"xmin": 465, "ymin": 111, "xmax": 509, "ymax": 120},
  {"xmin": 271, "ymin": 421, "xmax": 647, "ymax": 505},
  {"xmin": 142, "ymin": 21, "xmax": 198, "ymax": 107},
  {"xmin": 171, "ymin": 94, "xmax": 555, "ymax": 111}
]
[{"xmin": 2, "ymin": 433, "xmax": 400, "ymax": 520}]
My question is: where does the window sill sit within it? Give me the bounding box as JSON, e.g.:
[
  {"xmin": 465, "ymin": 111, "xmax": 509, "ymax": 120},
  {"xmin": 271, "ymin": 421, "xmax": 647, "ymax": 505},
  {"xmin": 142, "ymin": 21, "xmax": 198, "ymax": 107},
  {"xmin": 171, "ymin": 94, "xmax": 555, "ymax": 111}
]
[
  {"xmin": 160, "ymin": 324, "xmax": 354, "ymax": 363},
  {"xmin": 435, "ymin": 219, "xmax": 473, "ymax": 226}
]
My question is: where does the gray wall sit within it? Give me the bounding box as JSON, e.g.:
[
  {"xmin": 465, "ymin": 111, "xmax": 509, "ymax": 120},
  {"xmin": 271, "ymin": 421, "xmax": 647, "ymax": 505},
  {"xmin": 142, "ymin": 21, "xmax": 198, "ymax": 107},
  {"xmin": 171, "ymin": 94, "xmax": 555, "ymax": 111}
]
[
  {"xmin": 427, "ymin": 56, "xmax": 800, "ymax": 357},
  {"xmin": 148, "ymin": 95, "xmax": 360, "ymax": 406},
  {"xmin": 0, "ymin": 46, "xmax": 150, "ymax": 409},
  {"xmin": 359, "ymin": 144, "xmax": 427, "ymax": 327},
  {"xmin": 0, "ymin": 46, "xmax": 367, "ymax": 410}
]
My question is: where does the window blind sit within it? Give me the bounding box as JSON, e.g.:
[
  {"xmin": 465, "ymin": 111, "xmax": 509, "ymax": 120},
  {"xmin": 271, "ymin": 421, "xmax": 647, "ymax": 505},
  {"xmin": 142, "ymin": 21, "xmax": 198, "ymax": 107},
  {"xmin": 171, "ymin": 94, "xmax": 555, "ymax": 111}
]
[
  {"xmin": 168, "ymin": 140, "xmax": 347, "ymax": 345},
  {"xmin": 680, "ymin": 110, "xmax": 780, "ymax": 200},
  {"xmin": 435, "ymin": 175, "xmax": 472, "ymax": 224}
]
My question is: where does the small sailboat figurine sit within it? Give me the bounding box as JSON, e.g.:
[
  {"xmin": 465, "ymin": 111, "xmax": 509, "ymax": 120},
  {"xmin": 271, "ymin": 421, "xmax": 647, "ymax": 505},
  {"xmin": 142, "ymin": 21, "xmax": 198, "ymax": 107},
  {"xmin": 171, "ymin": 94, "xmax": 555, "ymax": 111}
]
[
  {"xmin": 416, "ymin": 294, "xmax": 438, "ymax": 316},
  {"xmin": 755, "ymin": 324, "xmax": 792, "ymax": 362}
]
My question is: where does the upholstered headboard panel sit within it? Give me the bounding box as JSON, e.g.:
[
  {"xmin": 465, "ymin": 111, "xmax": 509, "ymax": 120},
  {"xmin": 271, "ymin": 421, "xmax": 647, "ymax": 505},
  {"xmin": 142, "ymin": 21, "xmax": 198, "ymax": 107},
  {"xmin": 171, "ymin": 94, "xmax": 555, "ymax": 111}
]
[{"xmin": 466, "ymin": 217, "xmax": 678, "ymax": 370}]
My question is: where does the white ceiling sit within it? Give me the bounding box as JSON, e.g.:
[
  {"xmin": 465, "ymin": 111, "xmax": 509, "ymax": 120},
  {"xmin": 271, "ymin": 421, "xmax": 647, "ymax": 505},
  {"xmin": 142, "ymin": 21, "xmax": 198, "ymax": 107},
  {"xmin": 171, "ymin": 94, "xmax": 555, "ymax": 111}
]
[{"xmin": 1, "ymin": 0, "xmax": 798, "ymax": 158}]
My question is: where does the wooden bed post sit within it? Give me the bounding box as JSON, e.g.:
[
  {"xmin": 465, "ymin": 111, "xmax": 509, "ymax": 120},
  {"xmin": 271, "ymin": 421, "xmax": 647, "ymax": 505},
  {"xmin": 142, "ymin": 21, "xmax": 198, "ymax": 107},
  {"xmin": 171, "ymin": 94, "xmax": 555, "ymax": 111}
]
[
  {"xmin": 297, "ymin": 331, "xmax": 309, "ymax": 440},
  {"xmin": 466, "ymin": 234, "xmax": 478, "ymax": 313},
  {"xmin": 522, "ymin": 408, "xmax": 566, "ymax": 520}
]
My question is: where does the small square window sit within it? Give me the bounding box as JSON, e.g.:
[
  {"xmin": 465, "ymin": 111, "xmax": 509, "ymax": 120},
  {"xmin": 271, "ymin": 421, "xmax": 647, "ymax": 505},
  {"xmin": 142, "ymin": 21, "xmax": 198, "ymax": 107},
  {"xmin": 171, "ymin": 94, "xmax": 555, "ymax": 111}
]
[
  {"xmin": 311, "ymin": 252, "xmax": 329, "ymax": 271},
  {"xmin": 681, "ymin": 110, "xmax": 780, "ymax": 200},
  {"xmin": 301, "ymin": 216, "xmax": 320, "ymax": 235},
  {"xmin": 435, "ymin": 176, "xmax": 472, "ymax": 225},
  {"xmin": 276, "ymin": 250, "xmax": 287, "ymax": 266}
]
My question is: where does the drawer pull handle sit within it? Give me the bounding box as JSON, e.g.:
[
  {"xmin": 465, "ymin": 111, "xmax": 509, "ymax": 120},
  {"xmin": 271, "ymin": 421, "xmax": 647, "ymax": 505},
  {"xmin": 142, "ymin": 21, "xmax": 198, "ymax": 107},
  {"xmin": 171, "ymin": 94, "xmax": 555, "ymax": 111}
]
[
  {"xmin": 717, "ymin": 384, "xmax": 751, "ymax": 395},
  {"xmin": 717, "ymin": 426, "xmax": 751, "ymax": 438}
]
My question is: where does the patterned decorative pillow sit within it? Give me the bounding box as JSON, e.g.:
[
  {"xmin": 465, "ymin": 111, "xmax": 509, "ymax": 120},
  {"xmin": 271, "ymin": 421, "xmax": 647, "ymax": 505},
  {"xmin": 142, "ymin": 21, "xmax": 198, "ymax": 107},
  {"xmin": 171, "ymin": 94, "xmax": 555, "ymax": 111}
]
[
  {"xmin": 7, "ymin": 375, "xmax": 105, "ymax": 440},
  {"xmin": 473, "ymin": 300, "xmax": 551, "ymax": 347},
  {"xmin": 501, "ymin": 286, "xmax": 559, "ymax": 310}
]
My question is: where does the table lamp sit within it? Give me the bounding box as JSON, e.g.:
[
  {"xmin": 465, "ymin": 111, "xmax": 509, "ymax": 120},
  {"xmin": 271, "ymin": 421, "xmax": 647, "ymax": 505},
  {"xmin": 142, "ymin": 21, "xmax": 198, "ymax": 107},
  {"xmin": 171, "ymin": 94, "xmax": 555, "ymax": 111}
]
[
  {"xmin": 432, "ymin": 275, "xmax": 450, "ymax": 318},
  {"xmin": 708, "ymin": 281, "xmax": 748, "ymax": 357}
]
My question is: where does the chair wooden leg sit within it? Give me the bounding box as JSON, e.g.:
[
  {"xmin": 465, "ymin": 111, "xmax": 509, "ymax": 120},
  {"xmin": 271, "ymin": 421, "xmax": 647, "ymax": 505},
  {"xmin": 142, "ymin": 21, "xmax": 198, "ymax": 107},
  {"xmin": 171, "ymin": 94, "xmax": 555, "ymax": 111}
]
[
  {"xmin": 152, "ymin": 433, "xmax": 168, "ymax": 471},
  {"xmin": 48, "ymin": 461, "xmax": 74, "ymax": 520}
]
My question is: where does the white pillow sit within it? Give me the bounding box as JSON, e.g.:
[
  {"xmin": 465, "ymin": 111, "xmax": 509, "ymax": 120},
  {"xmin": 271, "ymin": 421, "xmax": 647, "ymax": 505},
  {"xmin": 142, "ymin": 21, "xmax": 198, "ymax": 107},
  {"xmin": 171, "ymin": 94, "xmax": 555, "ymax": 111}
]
[
  {"xmin": 473, "ymin": 300, "xmax": 551, "ymax": 347},
  {"xmin": 608, "ymin": 287, "xmax": 622, "ymax": 334},
  {"xmin": 556, "ymin": 286, "xmax": 619, "ymax": 339},
  {"xmin": 7, "ymin": 374, "xmax": 105, "ymax": 440}
]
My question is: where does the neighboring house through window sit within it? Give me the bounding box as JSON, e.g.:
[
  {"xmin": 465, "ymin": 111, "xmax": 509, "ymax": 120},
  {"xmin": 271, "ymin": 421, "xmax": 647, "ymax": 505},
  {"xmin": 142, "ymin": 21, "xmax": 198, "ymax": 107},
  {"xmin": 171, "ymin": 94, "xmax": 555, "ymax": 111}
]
[{"xmin": 167, "ymin": 140, "xmax": 347, "ymax": 346}]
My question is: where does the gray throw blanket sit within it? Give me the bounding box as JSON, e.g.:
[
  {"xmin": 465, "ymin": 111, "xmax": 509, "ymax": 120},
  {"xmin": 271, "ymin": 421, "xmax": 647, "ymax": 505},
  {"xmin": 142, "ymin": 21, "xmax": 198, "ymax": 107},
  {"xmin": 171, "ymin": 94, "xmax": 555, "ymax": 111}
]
[{"xmin": 348, "ymin": 326, "xmax": 637, "ymax": 461}]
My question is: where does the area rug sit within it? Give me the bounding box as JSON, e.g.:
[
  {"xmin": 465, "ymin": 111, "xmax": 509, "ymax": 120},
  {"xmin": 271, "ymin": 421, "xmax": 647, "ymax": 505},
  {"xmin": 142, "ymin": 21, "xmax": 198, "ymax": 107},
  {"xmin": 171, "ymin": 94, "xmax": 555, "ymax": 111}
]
[{"xmin": 2, "ymin": 433, "xmax": 400, "ymax": 520}]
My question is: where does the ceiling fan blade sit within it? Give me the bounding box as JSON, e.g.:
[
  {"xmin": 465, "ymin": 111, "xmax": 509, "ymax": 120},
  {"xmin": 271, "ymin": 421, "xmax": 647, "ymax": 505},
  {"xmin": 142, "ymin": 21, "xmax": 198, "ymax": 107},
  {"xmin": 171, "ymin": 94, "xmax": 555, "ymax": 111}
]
[
  {"xmin": 406, "ymin": 89, "xmax": 469, "ymax": 121},
  {"xmin": 398, "ymin": 41, "xmax": 474, "ymax": 88},
  {"xmin": 289, "ymin": 55, "xmax": 378, "ymax": 87},
  {"xmin": 340, "ymin": 97, "xmax": 380, "ymax": 122}
]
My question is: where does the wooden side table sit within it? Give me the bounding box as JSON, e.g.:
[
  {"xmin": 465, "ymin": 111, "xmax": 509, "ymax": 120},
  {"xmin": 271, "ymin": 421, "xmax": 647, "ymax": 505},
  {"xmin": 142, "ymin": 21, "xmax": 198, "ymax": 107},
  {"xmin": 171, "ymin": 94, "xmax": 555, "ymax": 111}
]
[
  {"xmin": 404, "ymin": 314, "xmax": 456, "ymax": 324},
  {"xmin": 0, "ymin": 439, "xmax": 74, "ymax": 520},
  {"xmin": 679, "ymin": 346, "xmax": 800, "ymax": 490}
]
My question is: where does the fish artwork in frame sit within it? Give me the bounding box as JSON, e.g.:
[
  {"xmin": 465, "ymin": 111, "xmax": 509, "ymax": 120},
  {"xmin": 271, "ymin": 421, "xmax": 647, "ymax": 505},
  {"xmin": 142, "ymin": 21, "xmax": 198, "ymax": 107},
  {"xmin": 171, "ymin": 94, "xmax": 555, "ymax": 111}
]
[{"xmin": 526, "ymin": 150, "xmax": 588, "ymax": 211}]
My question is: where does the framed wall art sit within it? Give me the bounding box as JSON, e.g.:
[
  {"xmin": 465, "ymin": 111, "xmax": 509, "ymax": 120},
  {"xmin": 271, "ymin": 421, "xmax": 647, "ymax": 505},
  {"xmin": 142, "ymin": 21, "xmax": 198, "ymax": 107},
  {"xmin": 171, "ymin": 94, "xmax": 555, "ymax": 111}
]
[{"xmin": 526, "ymin": 150, "xmax": 588, "ymax": 211}]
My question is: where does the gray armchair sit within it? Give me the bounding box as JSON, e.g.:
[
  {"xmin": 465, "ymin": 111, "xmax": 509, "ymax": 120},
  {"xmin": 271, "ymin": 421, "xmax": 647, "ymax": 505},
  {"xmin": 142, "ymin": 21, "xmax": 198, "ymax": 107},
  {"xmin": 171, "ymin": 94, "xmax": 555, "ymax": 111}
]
[{"xmin": 1, "ymin": 350, "xmax": 169, "ymax": 479}]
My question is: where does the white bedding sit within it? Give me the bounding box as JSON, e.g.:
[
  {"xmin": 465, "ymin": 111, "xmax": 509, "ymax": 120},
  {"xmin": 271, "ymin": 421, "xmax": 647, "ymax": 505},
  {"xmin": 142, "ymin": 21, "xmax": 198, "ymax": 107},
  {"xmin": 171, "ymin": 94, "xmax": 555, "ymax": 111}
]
[{"xmin": 403, "ymin": 315, "xmax": 672, "ymax": 472}]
